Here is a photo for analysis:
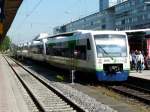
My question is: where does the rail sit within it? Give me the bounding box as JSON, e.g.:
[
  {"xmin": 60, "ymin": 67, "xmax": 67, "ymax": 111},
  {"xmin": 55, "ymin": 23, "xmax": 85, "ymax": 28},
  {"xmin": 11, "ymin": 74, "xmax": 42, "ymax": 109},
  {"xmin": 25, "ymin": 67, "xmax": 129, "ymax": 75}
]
[{"xmin": 4, "ymin": 56, "xmax": 86, "ymax": 112}]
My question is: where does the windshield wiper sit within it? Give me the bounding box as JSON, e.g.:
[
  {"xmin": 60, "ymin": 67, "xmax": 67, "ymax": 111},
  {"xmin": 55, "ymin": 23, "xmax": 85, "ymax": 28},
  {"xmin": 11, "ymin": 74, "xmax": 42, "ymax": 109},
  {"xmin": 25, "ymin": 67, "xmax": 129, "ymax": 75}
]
[{"xmin": 97, "ymin": 46, "xmax": 113, "ymax": 60}]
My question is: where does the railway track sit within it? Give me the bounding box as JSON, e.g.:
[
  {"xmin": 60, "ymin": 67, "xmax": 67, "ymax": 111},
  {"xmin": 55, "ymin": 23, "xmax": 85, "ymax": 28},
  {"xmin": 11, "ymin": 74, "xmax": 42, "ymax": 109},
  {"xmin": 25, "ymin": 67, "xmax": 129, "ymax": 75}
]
[
  {"xmin": 4, "ymin": 56, "xmax": 85, "ymax": 112},
  {"xmin": 104, "ymin": 83, "xmax": 150, "ymax": 105}
]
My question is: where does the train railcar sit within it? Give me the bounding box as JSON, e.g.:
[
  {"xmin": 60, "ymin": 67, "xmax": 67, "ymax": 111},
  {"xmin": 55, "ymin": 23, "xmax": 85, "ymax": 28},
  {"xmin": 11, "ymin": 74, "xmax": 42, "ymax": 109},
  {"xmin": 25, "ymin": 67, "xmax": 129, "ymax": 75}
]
[
  {"xmin": 21, "ymin": 42, "xmax": 30, "ymax": 58},
  {"xmin": 29, "ymin": 40, "xmax": 46, "ymax": 61},
  {"xmin": 16, "ymin": 44, "xmax": 23, "ymax": 57},
  {"xmin": 45, "ymin": 30, "xmax": 130, "ymax": 81}
]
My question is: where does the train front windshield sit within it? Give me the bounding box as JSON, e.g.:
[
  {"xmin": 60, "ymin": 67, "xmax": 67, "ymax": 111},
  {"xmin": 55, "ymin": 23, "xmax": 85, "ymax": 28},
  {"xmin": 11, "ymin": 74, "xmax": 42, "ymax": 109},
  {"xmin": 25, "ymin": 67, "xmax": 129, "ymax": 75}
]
[{"xmin": 94, "ymin": 34, "xmax": 127, "ymax": 58}]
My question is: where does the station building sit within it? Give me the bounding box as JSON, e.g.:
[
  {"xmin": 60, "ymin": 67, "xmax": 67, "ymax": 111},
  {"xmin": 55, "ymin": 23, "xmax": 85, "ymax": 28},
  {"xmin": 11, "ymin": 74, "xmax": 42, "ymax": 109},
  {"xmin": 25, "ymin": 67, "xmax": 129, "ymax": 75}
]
[
  {"xmin": 99, "ymin": 0, "xmax": 128, "ymax": 11},
  {"xmin": 53, "ymin": 0, "xmax": 150, "ymax": 34}
]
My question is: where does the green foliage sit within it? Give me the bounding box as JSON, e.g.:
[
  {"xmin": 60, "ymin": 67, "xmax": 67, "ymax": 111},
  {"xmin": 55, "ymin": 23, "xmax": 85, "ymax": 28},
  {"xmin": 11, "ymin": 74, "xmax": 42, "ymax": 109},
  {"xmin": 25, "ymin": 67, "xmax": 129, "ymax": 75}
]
[{"xmin": 0, "ymin": 36, "xmax": 11, "ymax": 51}]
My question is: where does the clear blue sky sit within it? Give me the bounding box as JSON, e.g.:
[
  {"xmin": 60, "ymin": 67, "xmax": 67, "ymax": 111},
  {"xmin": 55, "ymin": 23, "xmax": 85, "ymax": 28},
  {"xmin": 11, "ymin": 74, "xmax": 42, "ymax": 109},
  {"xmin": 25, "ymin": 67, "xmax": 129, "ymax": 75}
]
[{"xmin": 7, "ymin": 0, "xmax": 99, "ymax": 44}]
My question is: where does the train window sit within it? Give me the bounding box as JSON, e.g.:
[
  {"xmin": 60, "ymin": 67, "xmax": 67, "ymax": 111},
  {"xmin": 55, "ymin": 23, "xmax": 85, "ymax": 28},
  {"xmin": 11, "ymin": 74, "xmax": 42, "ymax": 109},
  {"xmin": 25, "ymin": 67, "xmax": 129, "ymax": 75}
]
[
  {"xmin": 75, "ymin": 45, "xmax": 86, "ymax": 60},
  {"xmin": 31, "ymin": 46, "xmax": 38, "ymax": 54},
  {"xmin": 87, "ymin": 39, "xmax": 91, "ymax": 50},
  {"xmin": 46, "ymin": 41, "xmax": 87, "ymax": 60},
  {"xmin": 46, "ymin": 42, "xmax": 72, "ymax": 58},
  {"xmin": 37, "ymin": 45, "xmax": 43, "ymax": 54},
  {"xmin": 46, "ymin": 44, "xmax": 54, "ymax": 55}
]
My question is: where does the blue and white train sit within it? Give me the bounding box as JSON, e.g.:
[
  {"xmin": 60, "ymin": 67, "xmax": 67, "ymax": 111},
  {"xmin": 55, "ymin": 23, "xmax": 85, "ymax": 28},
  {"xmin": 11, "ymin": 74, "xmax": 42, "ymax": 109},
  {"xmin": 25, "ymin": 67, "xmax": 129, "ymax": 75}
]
[{"xmin": 16, "ymin": 30, "xmax": 130, "ymax": 81}]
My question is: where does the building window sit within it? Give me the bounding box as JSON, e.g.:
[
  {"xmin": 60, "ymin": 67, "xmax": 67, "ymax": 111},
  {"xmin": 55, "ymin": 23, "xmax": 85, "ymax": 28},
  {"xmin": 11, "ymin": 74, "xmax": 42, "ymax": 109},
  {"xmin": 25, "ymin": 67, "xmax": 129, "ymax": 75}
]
[
  {"xmin": 121, "ymin": 19, "xmax": 125, "ymax": 25},
  {"xmin": 142, "ymin": 15, "xmax": 145, "ymax": 20},
  {"xmin": 101, "ymin": 18, "xmax": 106, "ymax": 23},
  {"xmin": 91, "ymin": 21, "xmax": 94, "ymax": 26},
  {"xmin": 148, "ymin": 14, "xmax": 150, "ymax": 19},
  {"xmin": 102, "ymin": 24, "xmax": 106, "ymax": 29}
]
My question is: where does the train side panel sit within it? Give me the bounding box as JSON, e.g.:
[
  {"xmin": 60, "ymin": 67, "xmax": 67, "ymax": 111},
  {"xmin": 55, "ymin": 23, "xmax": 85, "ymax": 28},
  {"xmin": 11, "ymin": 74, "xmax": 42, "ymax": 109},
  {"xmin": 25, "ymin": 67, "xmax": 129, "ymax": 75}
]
[{"xmin": 45, "ymin": 33, "xmax": 96, "ymax": 72}]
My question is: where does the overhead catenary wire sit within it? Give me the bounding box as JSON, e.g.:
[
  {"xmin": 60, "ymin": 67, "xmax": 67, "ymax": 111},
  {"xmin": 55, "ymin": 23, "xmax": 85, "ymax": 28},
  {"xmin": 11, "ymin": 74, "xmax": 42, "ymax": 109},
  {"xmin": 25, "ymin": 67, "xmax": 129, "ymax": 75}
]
[{"xmin": 17, "ymin": 0, "xmax": 43, "ymax": 29}]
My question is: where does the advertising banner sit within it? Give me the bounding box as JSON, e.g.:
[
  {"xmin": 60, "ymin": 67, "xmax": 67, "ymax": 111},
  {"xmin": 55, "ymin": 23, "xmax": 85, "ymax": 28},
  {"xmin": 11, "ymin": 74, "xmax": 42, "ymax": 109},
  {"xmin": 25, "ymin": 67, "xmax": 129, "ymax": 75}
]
[{"xmin": 147, "ymin": 39, "xmax": 150, "ymax": 58}]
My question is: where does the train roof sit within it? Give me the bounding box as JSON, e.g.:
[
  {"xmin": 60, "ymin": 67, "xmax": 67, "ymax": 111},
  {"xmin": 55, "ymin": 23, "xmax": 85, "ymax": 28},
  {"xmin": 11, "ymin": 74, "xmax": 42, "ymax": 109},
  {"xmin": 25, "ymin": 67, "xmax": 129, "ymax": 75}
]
[
  {"xmin": 47, "ymin": 30, "xmax": 127, "ymax": 44},
  {"xmin": 33, "ymin": 33, "xmax": 49, "ymax": 41},
  {"xmin": 31, "ymin": 40, "xmax": 42, "ymax": 45},
  {"xmin": 48, "ymin": 30, "xmax": 126, "ymax": 38},
  {"xmin": 122, "ymin": 28, "xmax": 150, "ymax": 33}
]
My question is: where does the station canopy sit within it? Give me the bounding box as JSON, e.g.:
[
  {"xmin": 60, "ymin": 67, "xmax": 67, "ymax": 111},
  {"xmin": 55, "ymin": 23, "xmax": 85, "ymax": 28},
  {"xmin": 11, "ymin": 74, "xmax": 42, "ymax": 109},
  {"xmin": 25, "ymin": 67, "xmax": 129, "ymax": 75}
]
[{"xmin": 0, "ymin": 0, "xmax": 23, "ymax": 42}]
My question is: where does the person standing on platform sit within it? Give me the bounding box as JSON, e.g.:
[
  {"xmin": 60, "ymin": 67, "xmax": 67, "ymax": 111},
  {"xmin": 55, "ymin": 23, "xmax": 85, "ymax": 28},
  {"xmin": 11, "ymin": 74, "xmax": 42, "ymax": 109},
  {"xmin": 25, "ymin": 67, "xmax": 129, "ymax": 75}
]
[
  {"xmin": 129, "ymin": 53, "xmax": 132, "ymax": 70},
  {"xmin": 135, "ymin": 51, "xmax": 144, "ymax": 73},
  {"xmin": 131, "ymin": 50, "xmax": 136, "ymax": 70}
]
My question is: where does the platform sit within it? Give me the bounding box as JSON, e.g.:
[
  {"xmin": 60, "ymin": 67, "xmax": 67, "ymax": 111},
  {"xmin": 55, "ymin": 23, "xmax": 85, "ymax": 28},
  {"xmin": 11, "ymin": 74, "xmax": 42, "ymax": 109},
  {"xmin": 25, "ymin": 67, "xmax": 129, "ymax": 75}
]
[
  {"xmin": 0, "ymin": 54, "xmax": 29, "ymax": 112},
  {"xmin": 129, "ymin": 70, "xmax": 150, "ymax": 80}
]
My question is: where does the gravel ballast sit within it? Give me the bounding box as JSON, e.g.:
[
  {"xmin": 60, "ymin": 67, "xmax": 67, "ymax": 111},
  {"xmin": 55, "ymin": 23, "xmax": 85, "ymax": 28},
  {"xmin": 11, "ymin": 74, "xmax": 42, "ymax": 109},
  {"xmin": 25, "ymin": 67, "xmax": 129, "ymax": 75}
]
[{"xmin": 50, "ymin": 82, "xmax": 117, "ymax": 112}]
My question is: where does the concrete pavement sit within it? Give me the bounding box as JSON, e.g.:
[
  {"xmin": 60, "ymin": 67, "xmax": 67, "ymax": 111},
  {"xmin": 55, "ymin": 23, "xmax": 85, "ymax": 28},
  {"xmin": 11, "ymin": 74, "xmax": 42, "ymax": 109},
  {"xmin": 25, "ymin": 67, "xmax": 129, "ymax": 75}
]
[
  {"xmin": 0, "ymin": 54, "xmax": 29, "ymax": 112},
  {"xmin": 130, "ymin": 70, "xmax": 150, "ymax": 80}
]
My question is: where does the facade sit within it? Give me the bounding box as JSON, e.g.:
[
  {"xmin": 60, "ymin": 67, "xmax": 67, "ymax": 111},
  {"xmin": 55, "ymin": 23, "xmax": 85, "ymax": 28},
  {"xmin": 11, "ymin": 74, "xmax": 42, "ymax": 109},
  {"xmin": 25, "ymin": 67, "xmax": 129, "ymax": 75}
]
[
  {"xmin": 99, "ymin": 0, "xmax": 118, "ymax": 11},
  {"xmin": 99, "ymin": 0, "xmax": 128, "ymax": 11},
  {"xmin": 53, "ymin": 7, "xmax": 115, "ymax": 34},
  {"xmin": 117, "ymin": 0, "xmax": 128, "ymax": 4},
  {"xmin": 53, "ymin": 0, "xmax": 150, "ymax": 34},
  {"xmin": 115, "ymin": 0, "xmax": 150, "ymax": 30}
]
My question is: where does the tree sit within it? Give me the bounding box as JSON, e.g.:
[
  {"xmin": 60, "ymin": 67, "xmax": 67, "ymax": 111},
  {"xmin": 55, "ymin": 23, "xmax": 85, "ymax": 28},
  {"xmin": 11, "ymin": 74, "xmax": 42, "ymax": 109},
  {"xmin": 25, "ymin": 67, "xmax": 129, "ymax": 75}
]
[{"xmin": 0, "ymin": 36, "xmax": 11, "ymax": 52}]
